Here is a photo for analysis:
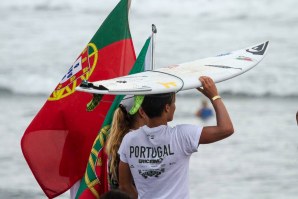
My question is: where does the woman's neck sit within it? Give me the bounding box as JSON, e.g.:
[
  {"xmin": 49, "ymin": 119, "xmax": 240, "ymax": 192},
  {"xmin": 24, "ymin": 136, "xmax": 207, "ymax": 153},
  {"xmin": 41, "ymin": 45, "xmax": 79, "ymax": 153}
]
[{"xmin": 147, "ymin": 117, "xmax": 167, "ymax": 128}]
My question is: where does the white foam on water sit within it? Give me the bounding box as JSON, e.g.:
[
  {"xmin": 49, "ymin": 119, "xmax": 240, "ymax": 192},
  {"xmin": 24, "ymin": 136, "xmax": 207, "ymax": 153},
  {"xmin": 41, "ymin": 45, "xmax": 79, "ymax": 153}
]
[{"xmin": 1, "ymin": 0, "xmax": 297, "ymax": 97}]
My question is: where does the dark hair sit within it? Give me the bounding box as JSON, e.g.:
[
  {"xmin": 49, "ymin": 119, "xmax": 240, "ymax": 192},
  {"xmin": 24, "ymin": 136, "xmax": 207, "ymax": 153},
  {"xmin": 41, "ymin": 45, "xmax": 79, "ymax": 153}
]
[
  {"xmin": 141, "ymin": 92, "xmax": 175, "ymax": 118},
  {"xmin": 118, "ymin": 104, "xmax": 136, "ymax": 129},
  {"xmin": 100, "ymin": 190, "xmax": 132, "ymax": 199}
]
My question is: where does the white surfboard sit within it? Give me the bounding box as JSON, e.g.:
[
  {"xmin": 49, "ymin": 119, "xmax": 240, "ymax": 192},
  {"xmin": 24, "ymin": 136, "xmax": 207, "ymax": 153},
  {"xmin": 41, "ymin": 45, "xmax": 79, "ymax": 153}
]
[{"xmin": 76, "ymin": 41, "xmax": 269, "ymax": 95}]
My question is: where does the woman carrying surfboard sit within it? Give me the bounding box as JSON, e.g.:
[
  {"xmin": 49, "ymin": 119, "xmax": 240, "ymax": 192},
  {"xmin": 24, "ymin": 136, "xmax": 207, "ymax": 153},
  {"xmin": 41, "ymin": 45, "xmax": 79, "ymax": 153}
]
[{"xmin": 117, "ymin": 76, "xmax": 234, "ymax": 199}]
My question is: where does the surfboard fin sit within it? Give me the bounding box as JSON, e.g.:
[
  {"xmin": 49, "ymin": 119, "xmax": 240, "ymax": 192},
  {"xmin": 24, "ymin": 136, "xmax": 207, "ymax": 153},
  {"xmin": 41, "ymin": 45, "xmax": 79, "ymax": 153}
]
[
  {"xmin": 80, "ymin": 80, "xmax": 108, "ymax": 91},
  {"xmin": 80, "ymin": 80, "xmax": 93, "ymax": 88}
]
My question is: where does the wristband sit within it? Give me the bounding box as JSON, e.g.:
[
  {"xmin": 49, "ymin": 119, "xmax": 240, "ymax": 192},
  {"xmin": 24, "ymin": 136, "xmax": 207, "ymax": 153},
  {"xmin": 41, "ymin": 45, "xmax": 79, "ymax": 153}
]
[{"xmin": 212, "ymin": 95, "xmax": 221, "ymax": 101}]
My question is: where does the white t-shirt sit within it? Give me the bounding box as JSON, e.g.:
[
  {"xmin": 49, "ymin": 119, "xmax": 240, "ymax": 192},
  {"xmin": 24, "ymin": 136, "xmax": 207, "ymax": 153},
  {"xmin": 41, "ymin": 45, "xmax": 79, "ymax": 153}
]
[{"xmin": 118, "ymin": 124, "xmax": 202, "ymax": 199}]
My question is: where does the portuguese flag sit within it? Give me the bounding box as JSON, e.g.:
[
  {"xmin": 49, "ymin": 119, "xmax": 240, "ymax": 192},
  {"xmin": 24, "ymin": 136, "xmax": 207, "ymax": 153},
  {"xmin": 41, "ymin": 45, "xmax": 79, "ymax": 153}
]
[
  {"xmin": 21, "ymin": 0, "xmax": 135, "ymax": 198},
  {"xmin": 75, "ymin": 36, "xmax": 153, "ymax": 199}
]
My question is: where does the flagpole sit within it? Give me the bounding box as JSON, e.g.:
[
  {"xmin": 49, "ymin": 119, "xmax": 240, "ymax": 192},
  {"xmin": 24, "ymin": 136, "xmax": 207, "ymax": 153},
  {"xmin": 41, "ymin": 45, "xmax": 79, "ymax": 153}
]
[
  {"xmin": 128, "ymin": 0, "xmax": 132, "ymax": 10},
  {"xmin": 151, "ymin": 24, "xmax": 157, "ymax": 70}
]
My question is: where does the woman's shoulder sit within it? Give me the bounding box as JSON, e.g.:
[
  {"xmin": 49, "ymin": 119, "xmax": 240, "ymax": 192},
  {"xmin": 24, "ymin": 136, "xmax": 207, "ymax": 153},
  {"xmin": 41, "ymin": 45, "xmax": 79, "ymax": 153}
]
[
  {"xmin": 171, "ymin": 124, "xmax": 202, "ymax": 133},
  {"xmin": 123, "ymin": 128, "xmax": 143, "ymax": 140},
  {"xmin": 171, "ymin": 124, "xmax": 199, "ymax": 128}
]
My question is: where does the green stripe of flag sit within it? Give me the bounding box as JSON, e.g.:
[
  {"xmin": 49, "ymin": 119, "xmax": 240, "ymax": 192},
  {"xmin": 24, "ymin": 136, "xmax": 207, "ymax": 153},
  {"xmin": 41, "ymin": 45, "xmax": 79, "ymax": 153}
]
[{"xmin": 89, "ymin": 0, "xmax": 131, "ymax": 55}]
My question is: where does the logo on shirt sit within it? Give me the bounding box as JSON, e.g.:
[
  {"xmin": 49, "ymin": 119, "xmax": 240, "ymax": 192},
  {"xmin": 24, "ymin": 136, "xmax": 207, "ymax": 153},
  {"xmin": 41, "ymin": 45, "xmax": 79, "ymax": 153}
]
[
  {"xmin": 139, "ymin": 168, "xmax": 165, "ymax": 178},
  {"xmin": 129, "ymin": 144, "xmax": 175, "ymax": 179},
  {"xmin": 129, "ymin": 144, "xmax": 174, "ymax": 159}
]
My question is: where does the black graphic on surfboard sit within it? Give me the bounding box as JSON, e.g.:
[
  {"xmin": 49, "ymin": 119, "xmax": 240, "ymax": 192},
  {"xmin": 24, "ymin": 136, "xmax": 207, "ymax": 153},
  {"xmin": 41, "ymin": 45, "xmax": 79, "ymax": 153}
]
[
  {"xmin": 246, "ymin": 41, "xmax": 269, "ymax": 55},
  {"xmin": 205, "ymin": 65, "xmax": 242, "ymax": 70}
]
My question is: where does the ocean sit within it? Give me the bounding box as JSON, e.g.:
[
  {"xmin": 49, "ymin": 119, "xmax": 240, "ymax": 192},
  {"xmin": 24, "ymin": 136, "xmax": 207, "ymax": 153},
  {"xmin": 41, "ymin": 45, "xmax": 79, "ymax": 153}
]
[{"xmin": 0, "ymin": 0, "xmax": 298, "ymax": 198}]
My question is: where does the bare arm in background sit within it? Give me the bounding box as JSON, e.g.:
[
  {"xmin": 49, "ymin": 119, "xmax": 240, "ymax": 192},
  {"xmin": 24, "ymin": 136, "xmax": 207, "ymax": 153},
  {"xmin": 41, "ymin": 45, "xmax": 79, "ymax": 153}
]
[
  {"xmin": 198, "ymin": 76, "xmax": 234, "ymax": 144},
  {"xmin": 118, "ymin": 161, "xmax": 138, "ymax": 199}
]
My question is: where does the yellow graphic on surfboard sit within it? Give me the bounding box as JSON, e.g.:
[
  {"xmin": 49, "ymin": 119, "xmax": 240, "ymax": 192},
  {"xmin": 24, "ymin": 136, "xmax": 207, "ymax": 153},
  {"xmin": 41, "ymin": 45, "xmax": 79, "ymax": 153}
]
[{"xmin": 158, "ymin": 82, "xmax": 177, "ymax": 88}]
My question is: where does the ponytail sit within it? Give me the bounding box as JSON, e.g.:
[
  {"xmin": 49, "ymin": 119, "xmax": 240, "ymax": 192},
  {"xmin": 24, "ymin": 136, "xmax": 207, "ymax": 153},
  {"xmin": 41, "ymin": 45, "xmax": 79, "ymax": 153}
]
[{"xmin": 106, "ymin": 106, "xmax": 135, "ymax": 181}]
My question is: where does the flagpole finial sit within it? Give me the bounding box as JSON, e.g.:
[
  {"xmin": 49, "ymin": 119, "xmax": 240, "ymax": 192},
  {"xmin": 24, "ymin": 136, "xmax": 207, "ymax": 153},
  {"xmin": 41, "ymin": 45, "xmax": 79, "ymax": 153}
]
[{"xmin": 152, "ymin": 24, "xmax": 157, "ymax": 34}]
